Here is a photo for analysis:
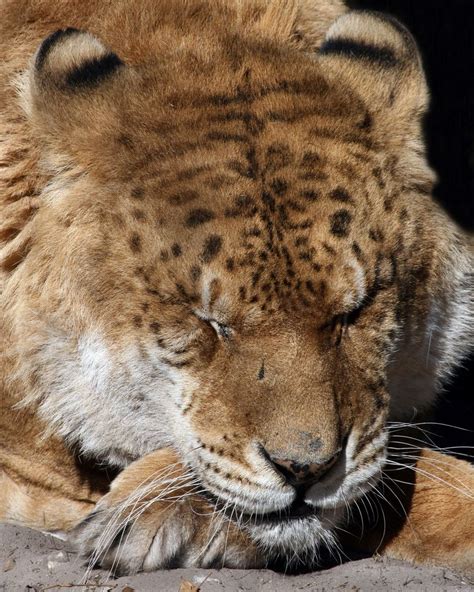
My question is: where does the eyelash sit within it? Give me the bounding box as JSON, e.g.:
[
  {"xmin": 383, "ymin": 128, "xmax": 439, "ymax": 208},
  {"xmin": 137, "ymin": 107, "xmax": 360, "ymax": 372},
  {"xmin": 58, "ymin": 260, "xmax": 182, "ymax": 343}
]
[
  {"xmin": 330, "ymin": 300, "xmax": 367, "ymax": 345},
  {"xmin": 204, "ymin": 299, "xmax": 368, "ymax": 344},
  {"xmin": 209, "ymin": 320, "xmax": 232, "ymax": 340}
]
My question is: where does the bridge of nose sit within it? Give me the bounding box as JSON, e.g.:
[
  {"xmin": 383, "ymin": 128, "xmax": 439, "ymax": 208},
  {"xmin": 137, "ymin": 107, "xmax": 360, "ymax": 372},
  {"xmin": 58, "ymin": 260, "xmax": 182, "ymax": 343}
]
[
  {"xmin": 201, "ymin": 325, "xmax": 346, "ymax": 463},
  {"xmin": 260, "ymin": 420, "xmax": 343, "ymax": 462}
]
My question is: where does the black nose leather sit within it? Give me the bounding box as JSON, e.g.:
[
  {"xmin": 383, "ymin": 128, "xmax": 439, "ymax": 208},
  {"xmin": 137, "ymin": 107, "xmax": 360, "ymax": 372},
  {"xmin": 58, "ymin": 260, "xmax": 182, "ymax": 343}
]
[{"xmin": 267, "ymin": 451, "xmax": 340, "ymax": 488}]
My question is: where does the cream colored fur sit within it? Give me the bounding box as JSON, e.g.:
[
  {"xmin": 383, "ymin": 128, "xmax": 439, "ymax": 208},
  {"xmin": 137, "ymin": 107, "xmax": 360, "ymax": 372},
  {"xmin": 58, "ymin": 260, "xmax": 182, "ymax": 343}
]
[{"xmin": 0, "ymin": 0, "xmax": 472, "ymax": 576}]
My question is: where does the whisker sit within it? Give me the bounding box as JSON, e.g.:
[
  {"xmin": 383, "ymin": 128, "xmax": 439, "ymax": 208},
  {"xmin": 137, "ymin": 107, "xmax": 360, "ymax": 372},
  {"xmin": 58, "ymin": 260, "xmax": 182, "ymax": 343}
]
[
  {"xmin": 95, "ymin": 474, "xmax": 200, "ymax": 578},
  {"xmin": 83, "ymin": 465, "xmax": 201, "ymax": 579},
  {"xmin": 384, "ymin": 459, "xmax": 474, "ymax": 500},
  {"xmin": 390, "ymin": 452, "xmax": 474, "ymax": 472},
  {"xmin": 373, "ymin": 496, "xmax": 386, "ymax": 555},
  {"xmin": 85, "ymin": 462, "xmax": 187, "ymax": 573},
  {"xmin": 112, "ymin": 483, "xmax": 202, "ymax": 574}
]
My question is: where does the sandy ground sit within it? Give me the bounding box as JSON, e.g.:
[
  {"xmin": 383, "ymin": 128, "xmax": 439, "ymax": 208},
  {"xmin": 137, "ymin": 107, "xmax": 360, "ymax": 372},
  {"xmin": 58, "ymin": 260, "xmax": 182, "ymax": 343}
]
[{"xmin": 1, "ymin": 524, "xmax": 473, "ymax": 592}]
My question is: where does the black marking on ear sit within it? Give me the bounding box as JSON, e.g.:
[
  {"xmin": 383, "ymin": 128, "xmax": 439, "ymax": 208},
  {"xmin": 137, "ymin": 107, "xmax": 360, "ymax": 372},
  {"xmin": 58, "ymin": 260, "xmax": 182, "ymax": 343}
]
[
  {"xmin": 36, "ymin": 28, "xmax": 80, "ymax": 70},
  {"xmin": 320, "ymin": 38, "xmax": 398, "ymax": 68},
  {"xmin": 66, "ymin": 52, "xmax": 123, "ymax": 87}
]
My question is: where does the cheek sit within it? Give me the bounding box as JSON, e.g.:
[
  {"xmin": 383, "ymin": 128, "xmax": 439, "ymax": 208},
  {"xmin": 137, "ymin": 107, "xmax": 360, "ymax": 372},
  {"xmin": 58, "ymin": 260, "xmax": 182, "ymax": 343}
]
[
  {"xmin": 345, "ymin": 321, "xmax": 395, "ymax": 373},
  {"xmin": 333, "ymin": 340, "xmax": 390, "ymax": 420},
  {"xmin": 187, "ymin": 379, "xmax": 255, "ymax": 451},
  {"xmin": 187, "ymin": 388, "xmax": 230, "ymax": 436}
]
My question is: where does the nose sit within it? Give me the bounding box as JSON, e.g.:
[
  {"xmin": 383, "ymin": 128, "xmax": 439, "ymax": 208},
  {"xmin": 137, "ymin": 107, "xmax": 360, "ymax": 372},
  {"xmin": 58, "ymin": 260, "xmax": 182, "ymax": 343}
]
[{"xmin": 265, "ymin": 449, "xmax": 341, "ymax": 488}]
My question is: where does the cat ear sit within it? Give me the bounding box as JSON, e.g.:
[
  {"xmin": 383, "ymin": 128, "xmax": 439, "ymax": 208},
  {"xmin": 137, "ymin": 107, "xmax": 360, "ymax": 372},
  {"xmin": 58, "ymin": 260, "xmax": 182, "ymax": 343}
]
[
  {"xmin": 22, "ymin": 28, "xmax": 129, "ymax": 173},
  {"xmin": 319, "ymin": 11, "xmax": 428, "ymax": 132},
  {"xmin": 24, "ymin": 28, "xmax": 126, "ymax": 133},
  {"xmin": 33, "ymin": 28, "xmax": 123, "ymax": 92}
]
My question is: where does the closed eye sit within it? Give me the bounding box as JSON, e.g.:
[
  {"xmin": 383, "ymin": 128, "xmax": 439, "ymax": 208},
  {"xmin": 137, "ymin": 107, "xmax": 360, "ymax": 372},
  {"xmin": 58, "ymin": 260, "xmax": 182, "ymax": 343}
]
[
  {"xmin": 193, "ymin": 310, "xmax": 233, "ymax": 340},
  {"xmin": 320, "ymin": 298, "xmax": 367, "ymax": 331},
  {"xmin": 319, "ymin": 296, "xmax": 371, "ymax": 345},
  {"xmin": 209, "ymin": 320, "xmax": 232, "ymax": 340},
  {"xmin": 342, "ymin": 296, "xmax": 368, "ymax": 326}
]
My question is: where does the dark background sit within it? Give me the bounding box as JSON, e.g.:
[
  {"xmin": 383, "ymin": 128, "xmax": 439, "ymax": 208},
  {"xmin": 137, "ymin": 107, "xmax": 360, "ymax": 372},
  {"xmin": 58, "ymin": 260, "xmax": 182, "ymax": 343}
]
[{"xmin": 349, "ymin": 0, "xmax": 474, "ymax": 454}]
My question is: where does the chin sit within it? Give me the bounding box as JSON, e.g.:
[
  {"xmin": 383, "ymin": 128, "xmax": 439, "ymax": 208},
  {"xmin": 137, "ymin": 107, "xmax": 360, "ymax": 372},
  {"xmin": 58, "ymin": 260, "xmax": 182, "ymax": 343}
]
[{"xmin": 245, "ymin": 506, "xmax": 345, "ymax": 568}]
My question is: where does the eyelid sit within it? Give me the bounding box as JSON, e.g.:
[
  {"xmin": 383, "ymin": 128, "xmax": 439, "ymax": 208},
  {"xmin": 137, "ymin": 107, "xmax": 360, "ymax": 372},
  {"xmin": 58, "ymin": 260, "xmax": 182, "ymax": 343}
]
[
  {"xmin": 341, "ymin": 304, "xmax": 363, "ymax": 326},
  {"xmin": 194, "ymin": 311, "xmax": 232, "ymax": 338},
  {"xmin": 328, "ymin": 299, "xmax": 366, "ymax": 329},
  {"xmin": 340, "ymin": 294, "xmax": 371, "ymax": 326},
  {"xmin": 209, "ymin": 319, "xmax": 232, "ymax": 339}
]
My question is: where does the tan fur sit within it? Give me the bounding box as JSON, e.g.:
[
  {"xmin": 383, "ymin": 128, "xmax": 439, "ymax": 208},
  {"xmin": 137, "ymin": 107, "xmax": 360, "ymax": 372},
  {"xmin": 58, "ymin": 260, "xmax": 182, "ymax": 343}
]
[
  {"xmin": 73, "ymin": 447, "xmax": 474, "ymax": 574},
  {"xmin": 72, "ymin": 449, "xmax": 262, "ymax": 572},
  {"xmin": 341, "ymin": 448, "xmax": 474, "ymax": 576},
  {"xmin": 383, "ymin": 449, "xmax": 474, "ymax": 575},
  {"xmin": 1, "ymin": 0, "xmax": 472, "ymax": 575}
]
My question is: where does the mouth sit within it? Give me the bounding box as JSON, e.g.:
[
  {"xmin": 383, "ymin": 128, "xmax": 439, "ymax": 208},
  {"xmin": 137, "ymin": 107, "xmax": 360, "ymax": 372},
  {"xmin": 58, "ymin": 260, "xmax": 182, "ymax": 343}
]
[
  {"xmin": 201, "ymin": 486, "xmax": 318, "ymax": 525},
  {"xmin": 245, "ymin": 498, "xmax": 318, "ymax": 525}
]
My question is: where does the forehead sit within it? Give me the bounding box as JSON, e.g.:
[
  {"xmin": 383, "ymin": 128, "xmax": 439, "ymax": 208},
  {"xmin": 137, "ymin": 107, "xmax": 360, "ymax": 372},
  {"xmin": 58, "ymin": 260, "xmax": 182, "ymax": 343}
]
[{"xmin": 92, "ymin": 51, "xmax": 399, "ymax": 318}]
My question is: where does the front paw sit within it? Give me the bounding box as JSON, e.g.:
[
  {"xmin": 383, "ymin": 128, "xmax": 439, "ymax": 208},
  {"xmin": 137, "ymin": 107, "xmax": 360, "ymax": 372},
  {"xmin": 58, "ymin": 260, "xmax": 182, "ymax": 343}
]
[
  {"xmin": 73, "ymin": 493, "xmax": 198, "ymax": 574},
  {"xmin": 71, "ymin": 449, "xmax": 262, "ymax": 574}
]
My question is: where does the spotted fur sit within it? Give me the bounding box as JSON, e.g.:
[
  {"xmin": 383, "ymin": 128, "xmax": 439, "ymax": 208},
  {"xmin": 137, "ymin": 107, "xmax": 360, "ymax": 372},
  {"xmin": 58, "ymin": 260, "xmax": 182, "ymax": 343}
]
[{"xmin": 1, "ymin": 0, "xmax": 473, "ymax": 576}]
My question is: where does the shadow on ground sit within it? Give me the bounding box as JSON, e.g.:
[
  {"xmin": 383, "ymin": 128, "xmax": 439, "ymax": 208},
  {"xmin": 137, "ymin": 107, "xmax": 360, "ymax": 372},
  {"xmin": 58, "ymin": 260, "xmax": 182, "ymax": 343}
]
[{"xmin": 1, "ymin": 524, "xmax": 473, "ymax": 592}]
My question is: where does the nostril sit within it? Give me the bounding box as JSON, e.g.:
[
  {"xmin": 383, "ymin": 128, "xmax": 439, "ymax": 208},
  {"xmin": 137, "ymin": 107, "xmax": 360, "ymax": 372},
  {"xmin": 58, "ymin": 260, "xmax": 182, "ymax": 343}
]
[{"xmin": 272, "ymin": 459, "xmax": 302, "ymax": 484}]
